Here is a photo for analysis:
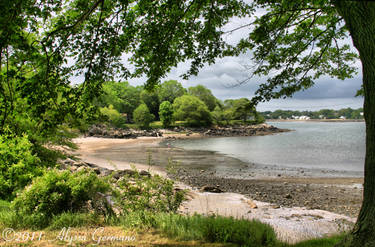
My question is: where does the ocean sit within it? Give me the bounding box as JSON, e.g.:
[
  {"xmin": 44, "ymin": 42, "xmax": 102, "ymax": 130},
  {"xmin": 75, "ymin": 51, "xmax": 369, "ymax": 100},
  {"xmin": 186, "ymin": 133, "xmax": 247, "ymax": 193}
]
[{"xmin": 171, "ymin": 121, "xmax": 366, "ymax": 173}]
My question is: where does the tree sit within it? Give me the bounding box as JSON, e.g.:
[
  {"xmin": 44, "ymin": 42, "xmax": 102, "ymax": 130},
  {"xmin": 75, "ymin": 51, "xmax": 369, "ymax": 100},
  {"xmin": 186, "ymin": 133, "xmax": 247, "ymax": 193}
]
[
  {"xmin": 140, "ymin": 89, "xmax": 160, "ymax": 120},
  {"xmin": 232, "ymin": 98, "xmax": 256, "ymax": 123},
  {"xmin": 99, "ymin": 105, "xmax": 126, "ymax": 128},
  {"xmin": 158, "ymin": 80, "xmax": 187, "ymax": 103},
  {"xmin": 173, "ymin": 95, "xmax": 212, "ymax": 127},
  {"xmin": 159, "ymin": 101, "xmax": 173, "ymax": 128},
  {"xmin": 133, "ymin": 104, "xmax": 154, "ymax": 129},
  {"xmin": 99, "ymin": 81, "xmax": 142, "ymax": 122},
  {"xmin": 228, "ymin": 1, "xmax": 373, "ymax": 245},
  {"xmin": 188, "ymin": 84, "xmax": 218, "ymax": 111},
  {"xmin": 0, "ymin": 0, "xmax": 247, "ymax": 164}
]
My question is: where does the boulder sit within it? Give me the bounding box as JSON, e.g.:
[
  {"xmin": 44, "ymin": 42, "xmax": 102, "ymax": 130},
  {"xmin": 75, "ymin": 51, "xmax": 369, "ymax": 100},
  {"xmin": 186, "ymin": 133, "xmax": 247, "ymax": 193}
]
[
  {"xmin": 112, "ymin": 169, "xmax": 137, "ymax": 179},
  {"xmin": 139, "ymin": 170, "xmax": 151, "ymax": 177},
  {"xmin": 200, "ymin": 185, "xmax": 223, "ymax": 193}
]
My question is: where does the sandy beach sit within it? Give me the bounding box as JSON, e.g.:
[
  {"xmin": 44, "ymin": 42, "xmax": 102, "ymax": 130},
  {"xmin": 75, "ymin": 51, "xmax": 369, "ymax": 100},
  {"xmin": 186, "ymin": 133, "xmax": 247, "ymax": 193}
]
[{"xmin": 73, "ymin": 134, "xmax": 363, "ymax": 243}]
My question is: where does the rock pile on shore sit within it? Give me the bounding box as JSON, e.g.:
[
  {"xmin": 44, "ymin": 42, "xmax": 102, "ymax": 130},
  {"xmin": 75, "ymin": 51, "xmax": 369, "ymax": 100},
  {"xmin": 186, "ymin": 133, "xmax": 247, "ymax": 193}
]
[
  {"xmin": 86, "ymin": 123, "xmax": 287, "ymax": 139},
  {"xmin": 87, "ymin": 124, "xmax": 162, "ymax": 138},
  {"xmin": 202, "ymin": 123, "xmax": 288, "ymax": 137},
  {"xmin": 59, "ymin": 158, "xmax": 151, "ymax": 178}
]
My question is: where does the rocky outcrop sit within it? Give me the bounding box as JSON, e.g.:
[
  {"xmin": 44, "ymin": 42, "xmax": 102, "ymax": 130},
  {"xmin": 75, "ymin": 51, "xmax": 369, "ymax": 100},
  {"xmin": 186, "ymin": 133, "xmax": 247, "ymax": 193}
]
[
  {"xmin": 202, "ymin": 123, "xmax": 288, "ymax": 137},
  {"xmin": 58, "ymin": 158, "xmax": 150, "ymax": 179},
  {"xmin": 87, "ymin": 124, "xmax": 162, "ymax": 139}
]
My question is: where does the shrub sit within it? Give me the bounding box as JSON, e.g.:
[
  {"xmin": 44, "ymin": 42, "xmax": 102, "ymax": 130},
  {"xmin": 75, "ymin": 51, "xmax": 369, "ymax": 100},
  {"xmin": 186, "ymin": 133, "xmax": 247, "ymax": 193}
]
[
  {"xmin": 12, "ymin": 169, "xmax": 111, "ymax": 220},
  {"xmin": 173, "ymin": 95, "xmax": 212, "ymax": 127},
  {"xmin": 113, "ymin": 171, "xmax": 185, "ymax": 214},
  {"xmin": 100, "ymin": 105, "xmax": 126, "ymax": 128},
  {"xmin": 133, "ymin": 103, "xmax": 154, "ymax": 129},
  {"xmin": 159, "ymin": 101, "xmax": 174, "ymax": 128},
  {"xmin": 0, "ymin": 132, "xmax": 43, "ymax": 200}
]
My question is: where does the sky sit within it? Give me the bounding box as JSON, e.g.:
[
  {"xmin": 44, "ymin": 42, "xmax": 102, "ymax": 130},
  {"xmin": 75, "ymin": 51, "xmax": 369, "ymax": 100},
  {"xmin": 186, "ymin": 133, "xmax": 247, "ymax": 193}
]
[{"xmin": 126, "ymin": 14, "xmax": 364, "ymax": 112}]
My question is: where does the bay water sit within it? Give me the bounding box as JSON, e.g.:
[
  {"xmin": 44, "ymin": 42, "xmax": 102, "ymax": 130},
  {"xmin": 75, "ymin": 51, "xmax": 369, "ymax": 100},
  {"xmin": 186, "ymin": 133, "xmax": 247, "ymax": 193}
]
[{"xmin": 171, "ymin": 121, "xmax": 365, "ymax": 174}]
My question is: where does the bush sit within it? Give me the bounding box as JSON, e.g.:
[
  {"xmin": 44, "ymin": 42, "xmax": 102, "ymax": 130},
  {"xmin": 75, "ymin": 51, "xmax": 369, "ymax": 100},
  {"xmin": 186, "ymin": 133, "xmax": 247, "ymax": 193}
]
[
  {"xmin": 0, "ymin": 132, "xmax": 43, "ymax": 200},
  {"xmin": 173, "ymin": 95, "xmax": 212, "ymax": 127},
  {"xmin": 12, "ymin": 169, "xmax": 111, "ymax": 220},
  {"xmin": 113, "ymin": 171, "xmax": 185, "ymax": 214},
  {"xmin": 100, "ymin": 105, "xmax": 126, "ymax": 128},
  {"xmin": 159, "ymin": 101, "xmax": 174, "ymax": 128},
  {"xmin": 133, "ymin": 103, "xmax": 154, "ymax": 129}
]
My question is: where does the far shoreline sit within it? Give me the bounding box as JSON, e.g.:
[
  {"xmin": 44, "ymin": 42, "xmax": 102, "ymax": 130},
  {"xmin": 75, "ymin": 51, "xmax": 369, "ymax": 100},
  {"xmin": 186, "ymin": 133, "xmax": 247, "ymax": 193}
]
[{"xmin": 267, "ymin": 119, "xmax": 364, "ymax": 122}]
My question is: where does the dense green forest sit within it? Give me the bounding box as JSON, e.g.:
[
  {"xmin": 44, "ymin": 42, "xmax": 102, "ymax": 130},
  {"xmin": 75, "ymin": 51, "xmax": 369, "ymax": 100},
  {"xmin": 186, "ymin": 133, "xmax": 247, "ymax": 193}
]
[
  {"xmin": 260, "ymin": 108, "xmax": 364, "ymax": 120},
  {"xmin": 97, "ymin": 80, "xmax": 264, "ymax": 128}
]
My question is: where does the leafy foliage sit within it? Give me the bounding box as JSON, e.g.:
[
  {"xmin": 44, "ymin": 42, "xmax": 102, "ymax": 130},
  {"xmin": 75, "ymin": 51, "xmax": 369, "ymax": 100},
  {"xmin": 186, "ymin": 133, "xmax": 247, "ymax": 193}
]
[
  {"xmin": 0, "ymin": 132, "xmax": 43, "ymax": 200},
  {"xmin": 133, "ymin": 103, "xmax": 154, "ymax": 129},
  {"xmin": 158, "ymin": 80, "xmax": 187, "ymax": 103},
  {"xmin": 188, "ymin": 85, "xmax": 218, "ymax": 111},
  {"xmin": 12, "ymin": 169, "xmax": 111, "ymax": 219},
  {"xmin": 113, "ymin": 171, "xmax": 185, "ymax": 214},
  {"xmin": 140, "ymin": 90, "xmax": 160, "ymax": 120},
  {"xmin": 98, "ymin": 81, "xmax": 142, "ymax": 122},
  {"xmin": 99, "ymin": 105, "xmax": 126, "ymax": 128},
  {"xmin": 230, "ymin": 0, "xmax": 358, "ymax": 105},
  {"xmin": 159, "ymin": 101, "xmax": 174, "ymax": 128},
  {"xmin": 173, "ymin": 95, "xmax": 212, "ymax": 127}
]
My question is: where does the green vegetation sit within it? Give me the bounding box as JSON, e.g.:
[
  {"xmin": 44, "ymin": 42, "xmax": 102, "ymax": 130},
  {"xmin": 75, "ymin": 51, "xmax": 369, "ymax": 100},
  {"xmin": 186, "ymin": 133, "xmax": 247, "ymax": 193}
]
[
  {"xmin": 0, "ymin": 198, "xmax": 345, "ymax": 246},
  {"xmin": 113, "ymin": 171, "xmax": 184, "ymax": 214},
  {"xmin": 99, "ymin": 105, "xmax": 126, "ymax": 128},
  {"xmin": 158, "ymin": 80, "xmax": 187, "ymax": 103},
  {"xmin": 0, "ymin": 132, "xmax": 44, "ymax": 200},
  {"xmin": 159, "ymin": 101, "xmax": 174, "ymax": 128},
  {"xmin": 11, "ymin": 169, "xmax": 111, "ymax": 227},
  {"xmin": 98, "ymin": 80, "xmax": 264, "ymax": 128},
  {"xmin": 133, "ymin": 104, "xmax": 155, "ymax": 129},
  {"xmin": 173, "ymin": 95, "xmax": 213, "ymax": 127},
  {"xmin": 188, "ymin": 85, "xmax": 218, "ymax": 111},
  {"xmin": 2, "ymin": 0, "xmax": 372, "ymax": 245},
  {"xmin": 261, "ymin": 108, "xmax": 364, "ymax": 120}
]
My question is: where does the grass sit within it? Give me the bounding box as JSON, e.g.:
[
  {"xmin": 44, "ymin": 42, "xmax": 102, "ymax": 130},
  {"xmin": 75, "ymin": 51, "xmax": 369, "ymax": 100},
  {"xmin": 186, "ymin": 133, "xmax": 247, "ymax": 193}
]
[{"xmin": 0, "ymin": 200, "xmax": 345, "ymax": 247}]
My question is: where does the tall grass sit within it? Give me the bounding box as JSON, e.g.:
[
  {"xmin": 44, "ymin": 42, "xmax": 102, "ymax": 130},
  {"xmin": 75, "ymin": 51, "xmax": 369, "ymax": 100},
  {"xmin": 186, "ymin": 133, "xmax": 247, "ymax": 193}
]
[{"xmin": 0, "ymin": 200, "xmax": 345, "ymax": 247}]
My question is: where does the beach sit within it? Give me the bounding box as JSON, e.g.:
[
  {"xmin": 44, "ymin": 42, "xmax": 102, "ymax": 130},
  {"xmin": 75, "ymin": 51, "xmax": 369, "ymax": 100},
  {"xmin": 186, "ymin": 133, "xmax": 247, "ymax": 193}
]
[{"xmin": 73, "ymin": 131, "xmax": 363, "ymax": 243}]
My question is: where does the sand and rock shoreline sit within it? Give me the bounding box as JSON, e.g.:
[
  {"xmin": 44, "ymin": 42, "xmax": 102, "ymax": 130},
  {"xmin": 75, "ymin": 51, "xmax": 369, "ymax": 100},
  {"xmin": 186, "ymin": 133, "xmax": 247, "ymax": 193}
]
[{"xmin": 71, "ymin": 124, "xmax": 363, "ymax": 243}]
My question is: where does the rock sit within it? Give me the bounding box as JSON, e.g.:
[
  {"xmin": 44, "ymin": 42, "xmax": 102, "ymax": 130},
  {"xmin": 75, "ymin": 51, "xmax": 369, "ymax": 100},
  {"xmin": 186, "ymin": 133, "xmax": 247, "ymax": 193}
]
[
  {"xmin": 64, "ymin": 158, "xmax": 75, "ymax": 166},
  {"xmin": 113, "ymin": 169, "xmax": 137, "ymax": 179},
  {"xmin": 285, "ymin": 194, "xmax": 292, "ymax": 199},
  {"xmin": 247, "ymin": 200, "xmax": 258, "ymax": 209},
  {"xmin": 93, "ymin": 168, "xmax": 101, "ymax": 175},
  {"xmin": 77, "ymin": 166, "xmax": 87, "ymax": 172},
  {"xmin": 200, "ymin": 186, "xmax": 223, "ymax": 193},
  {"xmin": 70, "ymin": 165, "xmax": 78, "ymax": 172},
  {"xmin": 139, "ymin": 170, "xmax": 151, "ymax": 177}
]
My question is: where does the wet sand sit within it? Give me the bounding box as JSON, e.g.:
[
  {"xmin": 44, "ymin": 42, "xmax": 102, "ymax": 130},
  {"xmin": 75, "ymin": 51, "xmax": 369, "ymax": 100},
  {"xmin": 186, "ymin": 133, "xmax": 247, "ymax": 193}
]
[
  {"xmin": 73, "ymin": 135, "xmax": 363, "ymax": 242},
  {"xmin": 74, "ymin": 135, "xmax": 363, "ymax": 217}
]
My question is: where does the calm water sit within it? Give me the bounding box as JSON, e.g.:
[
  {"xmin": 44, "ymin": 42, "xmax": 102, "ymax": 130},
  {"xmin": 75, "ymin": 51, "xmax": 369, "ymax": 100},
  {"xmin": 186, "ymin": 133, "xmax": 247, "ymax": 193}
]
[{"xmin": 172, "ymin": 122, "xmax": 366, "ymax": 173}]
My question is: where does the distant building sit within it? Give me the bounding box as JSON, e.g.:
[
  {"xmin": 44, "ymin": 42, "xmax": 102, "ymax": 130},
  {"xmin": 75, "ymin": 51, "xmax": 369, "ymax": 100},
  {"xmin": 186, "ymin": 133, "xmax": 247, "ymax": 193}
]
[
  {"xmin": 298, "ymin": 116, "xmax": 310, "ymax": 120},
  {"xmin": 292, "ymin": 115, "xmax": 310, "ymax": 120}
]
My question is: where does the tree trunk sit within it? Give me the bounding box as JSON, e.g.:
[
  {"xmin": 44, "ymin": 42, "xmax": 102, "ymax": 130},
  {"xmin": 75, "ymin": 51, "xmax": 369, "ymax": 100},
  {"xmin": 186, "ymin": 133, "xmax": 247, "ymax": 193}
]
[{"xmin": 333, "ymin": 1, "xmax": 375, "ymax": 246}]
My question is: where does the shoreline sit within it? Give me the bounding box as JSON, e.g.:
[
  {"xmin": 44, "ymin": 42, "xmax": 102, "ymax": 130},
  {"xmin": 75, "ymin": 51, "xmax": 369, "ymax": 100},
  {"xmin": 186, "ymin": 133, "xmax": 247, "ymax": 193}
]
[
  {"xmin": 73, "ymin": 134, "xmax": 363, "ymax": 218},
  {"xmin": 72, "ymin": 133, "xmax": 363, "ymax": 243},
  {"xmin": 267, "ymin": 119, "xmax": 364, "ymax": 122}
]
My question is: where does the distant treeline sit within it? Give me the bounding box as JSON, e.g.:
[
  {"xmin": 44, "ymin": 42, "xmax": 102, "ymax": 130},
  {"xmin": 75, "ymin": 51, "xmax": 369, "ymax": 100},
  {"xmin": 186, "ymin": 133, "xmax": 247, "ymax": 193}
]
[
  {"xmin": 97, "ymin": 80, "xmax": 264, "ymax": 128},
  {"xmin": 260, "ymin": 108, "xmax": 364, "ymax": 120}
]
